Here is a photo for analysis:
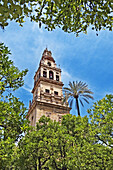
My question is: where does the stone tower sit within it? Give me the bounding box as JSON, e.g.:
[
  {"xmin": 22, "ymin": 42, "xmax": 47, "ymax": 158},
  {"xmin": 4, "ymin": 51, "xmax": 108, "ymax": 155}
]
[{"xmin": 27, "ymin": 48, "xmax": 71, "ymax": 126}]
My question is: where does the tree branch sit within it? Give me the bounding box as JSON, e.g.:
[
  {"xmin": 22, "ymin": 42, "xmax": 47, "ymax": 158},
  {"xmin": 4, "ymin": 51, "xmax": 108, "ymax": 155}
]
[{"xmin": 95, "ymin": 135, "xmax": 113, "ymax": 148}]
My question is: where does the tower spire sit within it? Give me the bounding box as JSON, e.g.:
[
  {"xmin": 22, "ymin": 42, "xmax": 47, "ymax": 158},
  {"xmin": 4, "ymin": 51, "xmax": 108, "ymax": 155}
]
[{"xmin": 42, "ymin": 48, "xmax": 55, "ymax": 63}]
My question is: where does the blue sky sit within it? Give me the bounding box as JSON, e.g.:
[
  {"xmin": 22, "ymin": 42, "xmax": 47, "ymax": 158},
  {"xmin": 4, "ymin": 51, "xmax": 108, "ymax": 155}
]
[{"xmin": 0, "ymin": 20, "xmax": 113, "ymax": 116}]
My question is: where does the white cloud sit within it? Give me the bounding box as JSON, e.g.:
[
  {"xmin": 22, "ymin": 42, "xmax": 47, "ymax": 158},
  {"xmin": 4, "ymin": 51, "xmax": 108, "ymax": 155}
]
[
  {"xmin": 22, "ymin": 86, "xmax": 32, "ymax": 92},
  {"xmin": 62, "ymin": 69, "xmax": 78, "ymax": 86},
  {"xmin": 62, "ymin": 69, "xmax": 72, "ymax": 79}
]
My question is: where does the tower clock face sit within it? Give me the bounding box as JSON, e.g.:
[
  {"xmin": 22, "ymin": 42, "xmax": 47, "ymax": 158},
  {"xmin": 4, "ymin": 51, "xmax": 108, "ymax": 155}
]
[{"xmin": 47, "ymin": 62, "xmax": 51, "ymax": 66}]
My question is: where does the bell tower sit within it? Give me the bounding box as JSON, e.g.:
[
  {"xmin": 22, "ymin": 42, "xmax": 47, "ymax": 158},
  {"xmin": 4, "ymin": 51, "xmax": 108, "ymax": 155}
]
[{"xmin": 27, "ymin": 48, "xmax": 71, "ymax": 126}]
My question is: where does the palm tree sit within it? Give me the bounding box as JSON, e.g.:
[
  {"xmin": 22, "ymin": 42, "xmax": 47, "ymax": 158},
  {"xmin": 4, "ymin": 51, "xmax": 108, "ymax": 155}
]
[{"xmin": 63, "ymin": 81, "xmax": 94, "ymax": 116}]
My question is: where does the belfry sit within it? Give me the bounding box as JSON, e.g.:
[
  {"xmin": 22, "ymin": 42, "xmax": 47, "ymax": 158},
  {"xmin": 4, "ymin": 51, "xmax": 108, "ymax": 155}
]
[{"xmin": 27, "ymin": 48, "xmax": 71, "ymax": 126}]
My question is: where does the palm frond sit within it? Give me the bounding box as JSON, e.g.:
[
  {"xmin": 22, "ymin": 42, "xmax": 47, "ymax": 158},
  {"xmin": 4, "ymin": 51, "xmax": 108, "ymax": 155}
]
[
  {"xmin": 69, "ymin": 81, "xmax": 73, "ymax": 89},
  {"xmin": 83, "ymin": 90, "xmax": 94, "ymax": 94},
  {"xmin": 82, "ymin": 97, "xmax": 90, "ymax": 104},
  {"xmin": 63, "ymin": 87, "xmax": 72, "ymax": 92},
  {"xmin": 73, "ymin": 81, "xmax": 77, "ymax": 91},
  {"xmin": 77, "ymin": 81, "xmax": 88, "ymax": 91},
  {"xmin": 68, "ymin": 98, "xmax": 73, "ymax": 108},
  {"xmin": 79, "ymin": 99, "xmax": 84, "ymax": 107},
  {"xmin": 82, "ymin": 94, "xmax": 94, "ymax": 100},
  {"xmin": 78, "ymin": 90, "xmax": 84, "ymax": 95},
  {"xmin": 69, "ymin": 81, "xmax": 75, "ymax": 92},
  {"xmin": 79, "ymin": 81, "xmax": 86, "ymax": 87}
]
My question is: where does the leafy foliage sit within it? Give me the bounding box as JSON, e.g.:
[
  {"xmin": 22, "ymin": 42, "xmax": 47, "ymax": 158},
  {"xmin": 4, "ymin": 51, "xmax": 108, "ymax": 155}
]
[
  {"xmin": 0, "ymin": 0, "xmax": 113, "ymax": 35},
  {"xmin": 88, "ymin": 94, "xmax": 113, "ymax": 148},
  {"xmin": 0, "ymin": 95, "xmax": 29, "ymax": 169},
  {"xmin": 0, "ymin": 43, "xmax": 28, "ymax": 95},
  {"xmin": 0, "ymin": 94, "xmax": 28, "ymax": 141},
  {"xmin": 13, "ymin": 94, "xmax": 113, "ymax": 170},
  {"xmin": 0, "ymin": 44, "xmax": 29, "ymax": 169},
  {"xmin": 0, "ymin": 137, "xmax": 15, "ymax": 169},
  {"xmin": 63, "ymin": 81, "xmax": 94, "ymax": 116},
  {"xmin": 0, "ymin": 95, "xmax": 113, "ymax": 169}
]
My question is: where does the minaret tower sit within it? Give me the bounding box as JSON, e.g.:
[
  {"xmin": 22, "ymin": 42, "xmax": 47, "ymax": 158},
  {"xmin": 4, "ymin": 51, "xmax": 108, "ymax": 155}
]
[{"xmin": 27, "ymin": 48, "xmax": 71, "ymax": 126}]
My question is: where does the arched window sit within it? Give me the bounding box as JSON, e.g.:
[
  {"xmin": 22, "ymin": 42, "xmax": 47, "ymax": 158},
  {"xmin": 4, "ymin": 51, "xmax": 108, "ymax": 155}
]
[
  {"xmin": 56, "ymin": 75, "xmax": 59, "ymax": 81},
  {"xmin": 47, "ymin": 62, "xmax": 51, "ymax": 66},
  {"xmin": 43, "ymin": 71, "xmax": 47, "ymax": 78},
  {"xmin": 45, "ymin": 89, "xmax": 49, "ymax": 93},
  {"xmin": 54, "ymin": 91, "xmax": 58, "ymax": 95},
  {"xmin": 49, "ymin": 71, "xmax": 54, "ymax": 80}
]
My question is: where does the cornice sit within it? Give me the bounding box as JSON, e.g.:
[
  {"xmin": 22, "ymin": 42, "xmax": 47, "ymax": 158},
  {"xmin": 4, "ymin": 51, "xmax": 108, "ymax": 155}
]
[
  {"xmin": 32, "ymin": 77, "xmax": 64, "ymax": 93},
  {"xmin": 41, "ymin": 63, "xmax": 61, "ymax": 72},
  {"xmin": 27, "ymin": 100, "xmax": 71, "ymax": 118},
  {"xmin": 37, "ymin": 101, "xmax": 71, "ymax": 110}
]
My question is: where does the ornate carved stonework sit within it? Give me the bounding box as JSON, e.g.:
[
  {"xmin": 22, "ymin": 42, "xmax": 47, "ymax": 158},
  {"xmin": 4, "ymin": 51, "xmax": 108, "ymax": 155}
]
[{"xmin": 27, "ymin": 48, "xmax": 71, "ymax": 126}]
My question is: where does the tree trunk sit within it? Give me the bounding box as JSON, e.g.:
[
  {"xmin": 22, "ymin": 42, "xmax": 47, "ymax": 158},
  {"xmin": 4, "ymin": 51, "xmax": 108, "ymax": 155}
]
[
  {"xmin": 38, "ymin": 157, "xmax": 41, "ymax": 170},
  {"xmin": 76, "ymin": 97, "xmax": 80, "ymax": 116},
  {"xmin": 62, "ymin": 167, "xmax": 67, "ymax": 170}
]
